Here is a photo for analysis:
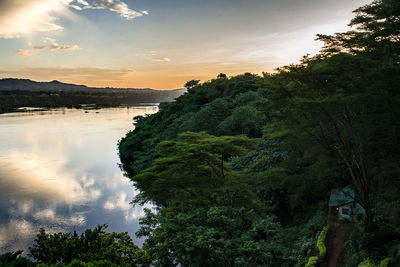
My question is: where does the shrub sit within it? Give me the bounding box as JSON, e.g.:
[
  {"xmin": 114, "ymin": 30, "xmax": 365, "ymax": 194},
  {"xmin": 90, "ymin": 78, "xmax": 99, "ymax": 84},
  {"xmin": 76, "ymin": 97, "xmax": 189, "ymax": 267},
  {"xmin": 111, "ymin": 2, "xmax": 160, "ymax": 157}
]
[
  {"xmin": 317, "ymin": 226, "xmax": 329, "ymax": 258},
  {"xmin": 304, "ymin": 226, "xmax": 329, "ymax": 266},
  {"xmin": 379, "ymin": 257, "xmax": 391, "ymax": 267},
  {"xmin": 358, "ymin": 258, "xmax": 375, "ymax": 267},
  {"xmin": 305, "ymin": 256, "xmax": 319, "ymax": 267}
]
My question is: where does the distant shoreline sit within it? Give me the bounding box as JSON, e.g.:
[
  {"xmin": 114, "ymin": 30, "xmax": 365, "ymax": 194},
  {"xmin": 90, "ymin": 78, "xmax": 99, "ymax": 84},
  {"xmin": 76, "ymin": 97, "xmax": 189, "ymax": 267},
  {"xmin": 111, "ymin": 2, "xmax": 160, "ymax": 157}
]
[
  {"xmin": 0, "ymin": 103, "xmax": 161, "ymax": 115},
  {"xmin": 0, "ymin": 80, "xmax": 185, "ymax": 114}
]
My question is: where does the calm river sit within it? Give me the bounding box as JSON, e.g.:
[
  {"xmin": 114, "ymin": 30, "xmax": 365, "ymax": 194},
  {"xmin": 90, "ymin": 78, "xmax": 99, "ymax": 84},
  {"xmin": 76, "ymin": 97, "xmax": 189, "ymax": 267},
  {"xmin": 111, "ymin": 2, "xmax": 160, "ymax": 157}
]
[{"xmin": 0, "ymin": 107, "xmax": 158, "ymax": 254}]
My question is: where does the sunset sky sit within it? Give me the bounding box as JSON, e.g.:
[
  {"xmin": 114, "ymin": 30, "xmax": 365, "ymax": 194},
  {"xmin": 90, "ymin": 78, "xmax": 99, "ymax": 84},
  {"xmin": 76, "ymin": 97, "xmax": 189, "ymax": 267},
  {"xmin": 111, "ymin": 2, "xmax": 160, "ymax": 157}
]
[{"xmin": 0, "ymin": 0, "xmax": 369, "ymax": 89}]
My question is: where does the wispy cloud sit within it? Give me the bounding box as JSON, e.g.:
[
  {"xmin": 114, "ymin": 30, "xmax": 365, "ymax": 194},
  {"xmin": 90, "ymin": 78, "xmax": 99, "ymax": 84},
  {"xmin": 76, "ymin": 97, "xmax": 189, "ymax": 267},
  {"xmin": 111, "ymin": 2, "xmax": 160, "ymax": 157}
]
[
  {"xmin": 33, "ymin": 45, "xmax": 46, "ymax": 50},
  {"xmin": 89, "ymin": 0, "xmax": 148, "ymax": 20},
  {"xmin": 16, "ymin": 46, "xmax": 46, "ymax": 57},
  {"xmin": 133, "ymin": 50, "xmax": 157, "ymax": 57},
  {"xmin": 77, "ymin": 0, "xmax": 90, "ymax": 5},
  {"xmin": 16, "ymin": 40, "xmax": 79, "ymax": 56},
  {"xmin": 0, "ymin": 0, "xmax": 147, "ymax": 38},
  {"xmin": 0, "ymin": 0, "xmax": 66, "ymax": 38},
  {"xmin": 16, "ymin": 49, "xmax": 30, "ymax": 57},
  {"xmin": 103, "ymin": 190, "xmax": 150, "ymax": 222},
  {"xmin": 103, "ymin": 191, "xmax": 130, "ymax": 211},
  {"xmin": 50, "ymin": 43, "xmax": 81, "ymax": 51},
  {"xmin": 152, "ymin": 57, "xmax": 171, "ymax": 62},
  {"xmin": 0, "ymin": 34, "xmax": 20, "ymax": 39},
  {"xmin": 33, "ymin": 208, "xmax": 86, "ymax": 226},
  {"xmin": 219, "ymin": 62, "xmax": 237, "ymax": 65}
]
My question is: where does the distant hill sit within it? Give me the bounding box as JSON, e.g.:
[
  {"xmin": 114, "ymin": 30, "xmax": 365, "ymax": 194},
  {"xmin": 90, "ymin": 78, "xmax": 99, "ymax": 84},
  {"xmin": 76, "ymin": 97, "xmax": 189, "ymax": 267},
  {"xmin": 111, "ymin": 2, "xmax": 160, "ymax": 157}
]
[
  {"xmin": 0, "ymin": 78, "xmax": 88, "ymax": 92},
  {"xmin": 0, "ymin": 78, "xmax": 186, "ymax": 113},
  {"xmin": 0, "ymin": 78, "xmax": 185, "ymax": 94}
]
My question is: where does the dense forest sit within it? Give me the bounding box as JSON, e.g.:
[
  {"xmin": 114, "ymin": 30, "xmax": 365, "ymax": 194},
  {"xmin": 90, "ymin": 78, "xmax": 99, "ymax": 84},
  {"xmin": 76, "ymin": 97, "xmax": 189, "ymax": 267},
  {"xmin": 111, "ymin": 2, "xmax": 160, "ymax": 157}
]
[{"xmin": 1, "ymin": 0, "xmax": 399, "ymax": 266}]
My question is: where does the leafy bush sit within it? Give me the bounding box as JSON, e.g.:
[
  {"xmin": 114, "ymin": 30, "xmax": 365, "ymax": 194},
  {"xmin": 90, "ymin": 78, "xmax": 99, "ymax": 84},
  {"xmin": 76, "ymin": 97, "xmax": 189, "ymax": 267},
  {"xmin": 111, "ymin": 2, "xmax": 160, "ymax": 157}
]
[
  {"xmin": 379, "ymin": 257, "xmax": 391, "ymax": 267},
  {"xmin": 305, "ymin": 256, "xmax": 318, "ymax": 267},
  {"xmin": 0, "ymin": 250, "xmax": 34, "ymax": 267},
  {"xmin": 36, "ymin": 259, "xmax": 118, "ymax": 267},
  {"xmin": 317, "ymin": 226, "xmax": 329, "ymax": 258},
  {"xmin": 29, "ymin": 224, "xmax": 149, "ymax": 266},
  {"xmin": 358, "ymin": 258, "xmax": 375, "ymax": 267}
]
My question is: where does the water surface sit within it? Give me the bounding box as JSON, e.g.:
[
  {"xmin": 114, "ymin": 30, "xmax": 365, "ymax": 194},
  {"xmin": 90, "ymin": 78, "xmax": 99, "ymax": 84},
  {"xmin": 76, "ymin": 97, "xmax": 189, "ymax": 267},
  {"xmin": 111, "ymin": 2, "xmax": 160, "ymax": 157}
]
[{"xmin": 0, "ymin": 107, "xmax": 157, "ymax": 253}]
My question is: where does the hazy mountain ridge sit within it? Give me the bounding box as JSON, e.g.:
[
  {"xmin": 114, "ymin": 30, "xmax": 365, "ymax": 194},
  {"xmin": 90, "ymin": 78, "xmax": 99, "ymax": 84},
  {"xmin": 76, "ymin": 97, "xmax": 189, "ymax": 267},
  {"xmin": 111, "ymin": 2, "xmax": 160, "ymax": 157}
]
[
  {"xmin": 0, "ymin": 78, "xmax": 185, "ymax": 94},
  {"xmin": 0, "ymin": 78, "xmax": 186, "ymax": 113}
]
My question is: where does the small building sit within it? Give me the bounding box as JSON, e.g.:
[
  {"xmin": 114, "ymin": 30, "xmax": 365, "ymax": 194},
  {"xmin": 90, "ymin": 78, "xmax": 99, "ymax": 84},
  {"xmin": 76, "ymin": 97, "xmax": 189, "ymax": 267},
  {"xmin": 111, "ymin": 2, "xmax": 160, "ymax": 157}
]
[{"xmin": 328, "ymin": 186, "xmax": 355, "ymax": 220}]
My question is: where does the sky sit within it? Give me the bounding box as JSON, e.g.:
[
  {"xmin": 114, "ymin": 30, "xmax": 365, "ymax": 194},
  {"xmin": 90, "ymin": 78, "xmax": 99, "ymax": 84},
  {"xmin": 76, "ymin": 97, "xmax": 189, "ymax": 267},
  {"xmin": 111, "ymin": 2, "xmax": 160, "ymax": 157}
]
[{"xmin": 0, "ymin": 0, "xmax": 370, "ymax": 89}]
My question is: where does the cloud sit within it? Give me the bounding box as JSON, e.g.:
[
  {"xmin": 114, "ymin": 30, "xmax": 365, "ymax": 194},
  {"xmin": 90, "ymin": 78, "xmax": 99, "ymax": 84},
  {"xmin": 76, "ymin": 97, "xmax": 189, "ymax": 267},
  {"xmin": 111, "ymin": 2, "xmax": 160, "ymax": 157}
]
[
  {"xmin": 16, "ymin": 49, "xmax": 31, "ymax": 57},
  {"xmin": 0, "ymin": 0, "xmax": 147, "ymax": 38},
  {"xmin": 66, "ymin": 0, "xmax": 148, "ymax": 20},
  {"xmin": 101, "ymin": 173, "xmax": 131, "ymax": 190},
  {"xmin": 219, "ymin": 62, "xmax": 237, "ymax": 65},
  {"xmin": 33, "ymin": 45, "xmax": 46, "ymax": 50},
  {"xmin": 16, "ymin": 46, "xmax": 46, "ymax": 57},
  {"xmin": 0, "ymin": 34, "xmax": 20, "ymax": 39},
  {"xmin": 69, "ymin": 4, "xmax": 83, "ymax": 10},
  {"xmin": 0, "ymin": 219, "xmax": 35, "ymax": 253},
  {"xmin": 0, "ymin": 150, "xmax": 101, "ymax": 204},
  {"xmin": 103, "ymin": 191, "xmax": 152, "ymax": 222},
  {"xmin": 89, "ymin": 0, "xmax": 148, "ymax": 20},
  {"xmin": 0, "ymin": 0, "xmax": 67, "ymax": 38},
  {"xmin": 152, "ymin": 57, "xmax": 171, "ymax": 62},
  {"xmin": 103, "ymin": 191, "xmax": 130, "ymax": 211},
  {"xmin": 16, "ymin": 41, "xmax": 78, "ymax": 57},
  {"xmin": 50, "ymin": 42, "xmax": 81, "ymax": 51},
  {"xmin": 33, "ymin": 208, "xmax": 86, "ymax": 226}
]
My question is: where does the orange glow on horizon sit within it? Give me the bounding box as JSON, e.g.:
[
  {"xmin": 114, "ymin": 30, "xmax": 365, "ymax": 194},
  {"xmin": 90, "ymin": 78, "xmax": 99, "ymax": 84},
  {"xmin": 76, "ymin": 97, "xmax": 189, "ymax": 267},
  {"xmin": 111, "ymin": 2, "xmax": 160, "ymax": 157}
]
[{"xmin": 0, "ymin": 63, "xmax": 276, "ymax": 89}]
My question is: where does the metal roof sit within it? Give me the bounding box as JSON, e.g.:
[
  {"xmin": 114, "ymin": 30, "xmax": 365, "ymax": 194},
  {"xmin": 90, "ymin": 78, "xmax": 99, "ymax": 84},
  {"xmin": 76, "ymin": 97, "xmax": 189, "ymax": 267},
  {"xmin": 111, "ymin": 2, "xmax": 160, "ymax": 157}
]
[{"xmin": 328, "ymin": 186, "xmax": 355, "ymax": 207}]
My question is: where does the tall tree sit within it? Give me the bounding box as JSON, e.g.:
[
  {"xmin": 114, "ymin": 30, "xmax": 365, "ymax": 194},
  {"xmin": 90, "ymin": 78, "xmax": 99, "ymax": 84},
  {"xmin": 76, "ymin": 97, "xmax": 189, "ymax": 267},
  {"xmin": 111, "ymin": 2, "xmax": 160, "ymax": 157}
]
[
  {"xmin": 132, "ymin": 131, "xmax": 256, "ymax": 206},
  {"xmin": 317, "ymin": 0, "xmax": 400, "ymax": 58},
  {"xmin": 266, "ymin": 52, "xmax": 400, "ymax": 224}
]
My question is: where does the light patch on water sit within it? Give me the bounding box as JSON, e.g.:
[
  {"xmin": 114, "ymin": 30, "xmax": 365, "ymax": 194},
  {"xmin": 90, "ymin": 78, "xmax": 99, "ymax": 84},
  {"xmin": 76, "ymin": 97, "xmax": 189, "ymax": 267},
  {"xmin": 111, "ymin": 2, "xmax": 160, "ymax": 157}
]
[
  {"xmin": 0, "ymin": 107, "xmax": 158, "ymax": 253},
  {"xmin": 0, "ymin": 150, "xmax": 101, "ymax": 204}
]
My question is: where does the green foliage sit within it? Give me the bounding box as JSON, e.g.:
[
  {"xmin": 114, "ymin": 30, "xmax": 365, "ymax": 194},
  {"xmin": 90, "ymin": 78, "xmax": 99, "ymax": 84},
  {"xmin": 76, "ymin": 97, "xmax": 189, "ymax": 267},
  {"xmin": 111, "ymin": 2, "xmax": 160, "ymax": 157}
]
[
  {"xmin": 317, "ymin": 0, "xmax": 400, "ymax": 57},
  {"xmin": 217, "ymin": 73, "xmax": 227, "ymax": 79},
  {"xmin": 184, "ymin": 79, "xmax": 200, "ymax": 89},
  {"xmin": 137, "ymin": 198, "xmax": 285, "ymax": 266},
  {"xmin": 29, "ymin": 224, "xmax": 149, "ymax": 266},
  {"xmin": 179, "ymin": 98, "xmax": 233, "ymax": 135},
  {"xmin": 303, "ymin": 226, "xmax": 329, "ymax": 267},
  {"xmin": 119, "ymin": 72, "xmax": 264, "ymax": 177},
  {"xmin": 267, "ymin": 50, "xmax": 400, "ymax": 224},
  {"xmin": 230, "ymin": 140, "xmax": 287, "ymax": 173},
  {"xmin": 379, "ymin": 257, "xmax": 391, "ymax": 267},
  {"xmin": 117, "ymin": 1, "xmax": 400, "ymax": 266},
  {"xmin": 132, "ymin": 131, "xmax": 257, "ymax": 206},
  {"xmin": 0, "ymin": 250, "xmax": 34, "ymax": 267},
  {"xmin": 359, "ymin": 258, "xmax": 376, "ymax": 267},
  {"xmin": 2, "ymin": 1, "xmax": 400, "ymax": 266},
  {"xmin": 130, "ymin": 131, "xmax": 290, "ymax": 265},
  {"xmin": 216, "ymin": 105, "xmax": 266, "ymax": 137},
  {"xmin": 36, "ymin": 259, "xmax": 118, "ymax": 267},
  {"xmin": 317, "ymin": 226, "xmax": 329, "ymax": 258},
  {"xmin": 305, "ymin": 256, "xmax": 318, "ymax": 267}
]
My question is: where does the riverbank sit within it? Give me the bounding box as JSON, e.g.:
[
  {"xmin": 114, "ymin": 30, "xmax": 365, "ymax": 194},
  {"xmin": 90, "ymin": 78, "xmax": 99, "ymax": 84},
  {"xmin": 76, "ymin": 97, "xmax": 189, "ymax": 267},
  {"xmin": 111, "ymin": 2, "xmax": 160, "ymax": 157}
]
[{"xmin": 0, "ymin": 102, "xmax": 160, "ymax": 115}]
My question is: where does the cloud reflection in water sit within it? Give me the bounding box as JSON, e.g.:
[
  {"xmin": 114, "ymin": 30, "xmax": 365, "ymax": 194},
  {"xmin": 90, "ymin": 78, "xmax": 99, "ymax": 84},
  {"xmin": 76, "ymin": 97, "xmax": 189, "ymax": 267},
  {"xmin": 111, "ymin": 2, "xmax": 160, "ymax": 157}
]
[{"xmin": 0, "ymin": 107, "xmax": 158, "ymax": 253}]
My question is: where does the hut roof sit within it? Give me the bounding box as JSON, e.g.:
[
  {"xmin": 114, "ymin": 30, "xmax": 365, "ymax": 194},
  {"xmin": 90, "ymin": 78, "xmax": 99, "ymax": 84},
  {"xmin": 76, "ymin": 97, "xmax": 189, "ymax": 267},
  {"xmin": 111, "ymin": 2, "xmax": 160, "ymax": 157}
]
[{"xmin": 328, "ymin": 186, "xmax": 355, "ymax": 207}]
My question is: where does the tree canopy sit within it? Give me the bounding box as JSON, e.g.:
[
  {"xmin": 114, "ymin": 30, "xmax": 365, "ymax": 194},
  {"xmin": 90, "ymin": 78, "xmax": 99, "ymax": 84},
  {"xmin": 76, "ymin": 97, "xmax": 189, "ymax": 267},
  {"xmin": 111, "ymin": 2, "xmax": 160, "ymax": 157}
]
[{"xmin": 2, "ymin": 0, "xmax": 400, "ymax": 266}]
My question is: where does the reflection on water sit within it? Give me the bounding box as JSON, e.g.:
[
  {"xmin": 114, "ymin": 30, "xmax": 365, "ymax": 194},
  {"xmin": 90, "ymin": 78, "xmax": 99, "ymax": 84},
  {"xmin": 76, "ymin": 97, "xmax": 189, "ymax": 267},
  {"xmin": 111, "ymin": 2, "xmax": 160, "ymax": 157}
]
[{"xmin": 0, "ymin": 107, "xmax": 157, "ymax": 253}]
